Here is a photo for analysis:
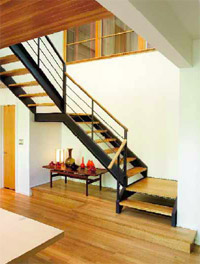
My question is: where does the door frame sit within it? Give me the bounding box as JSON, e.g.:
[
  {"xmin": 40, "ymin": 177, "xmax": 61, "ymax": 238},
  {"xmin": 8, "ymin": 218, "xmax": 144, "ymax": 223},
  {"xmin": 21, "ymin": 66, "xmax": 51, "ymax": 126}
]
[{"xmin": 0, "ymin": 105, "xmax": 17, "ymax": 190}]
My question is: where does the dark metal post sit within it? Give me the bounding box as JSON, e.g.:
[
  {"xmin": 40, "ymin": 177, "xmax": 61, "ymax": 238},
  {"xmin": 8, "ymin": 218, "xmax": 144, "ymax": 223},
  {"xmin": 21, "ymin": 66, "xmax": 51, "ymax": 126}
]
[
  {"xmin": 38, "ymin": 38, "xmax": 40, "ymax": 67},
  {"xmin": 116, "ymin": 155, "xmax": 123, "ymax": 213},
  {"xmin": 117, "ymin": 155, "xmax": 120, "ymax": 201},
  {"xmin": 63, "ymin": 63, "xmax": 66, "ymax": 113},
  {"xmin": 91, "ymin": 100, "xmax": 94, "ymax": 140},
  {"xmin": 123, "ymin": 129, "xmax": 128, "ymax": 186}
]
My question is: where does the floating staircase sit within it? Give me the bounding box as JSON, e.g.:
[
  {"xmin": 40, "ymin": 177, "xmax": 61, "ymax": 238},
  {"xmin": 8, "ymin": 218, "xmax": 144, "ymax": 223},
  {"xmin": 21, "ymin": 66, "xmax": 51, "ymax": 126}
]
[{"xmin": 0, "ymin": 35, "xmax": 177, "ymax": 227}]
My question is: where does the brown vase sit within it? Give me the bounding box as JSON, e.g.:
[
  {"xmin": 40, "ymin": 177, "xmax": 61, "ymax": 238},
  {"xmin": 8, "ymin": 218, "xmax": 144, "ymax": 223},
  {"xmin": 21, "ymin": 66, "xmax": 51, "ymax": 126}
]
[{"xmin": 65, "ymin": 148, "xmax": 75, "ymax": 168}]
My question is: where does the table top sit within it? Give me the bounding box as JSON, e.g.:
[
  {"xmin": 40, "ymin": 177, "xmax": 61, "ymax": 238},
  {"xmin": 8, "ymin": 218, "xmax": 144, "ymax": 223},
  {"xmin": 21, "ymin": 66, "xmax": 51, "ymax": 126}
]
[
  {"xmin": 43, "ymin": 164, "xmax": 107, "ymax": 176},
  {"xmin": 0, "ymin": 208, "xmax": 64, "ymax": 264}
]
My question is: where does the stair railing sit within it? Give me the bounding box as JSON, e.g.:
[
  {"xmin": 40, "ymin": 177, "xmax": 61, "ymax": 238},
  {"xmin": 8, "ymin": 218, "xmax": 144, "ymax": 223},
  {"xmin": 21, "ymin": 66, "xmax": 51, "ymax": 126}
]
[
  {"xmin": 108, "ymin": 139, "xmax": 127, "ymax": 185},
  {"xmin": 24, "ymin": 36, "xmax": 66, "ymax": 112},
  {"xmin": 65, "ymin": 72, "xmax": 128, "ymax": 180},
  {"xmin": 22, "ymin": 34, "xmax": 128, "ymax": 178}
]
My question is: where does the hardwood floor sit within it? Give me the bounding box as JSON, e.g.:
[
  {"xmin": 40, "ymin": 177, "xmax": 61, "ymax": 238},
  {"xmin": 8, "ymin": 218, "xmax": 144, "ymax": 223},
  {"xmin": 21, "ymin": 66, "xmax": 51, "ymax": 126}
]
[{"xmin": 0, "ymin": 180, "xmax": 200, "ymax": 264}]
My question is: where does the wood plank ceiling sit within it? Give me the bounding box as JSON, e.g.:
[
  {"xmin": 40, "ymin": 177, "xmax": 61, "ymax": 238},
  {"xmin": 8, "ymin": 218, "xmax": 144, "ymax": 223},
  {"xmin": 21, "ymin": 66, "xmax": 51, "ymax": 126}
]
[{"xmin": 0, "ymin": 0, "xmax": 112, "ymax": 49}]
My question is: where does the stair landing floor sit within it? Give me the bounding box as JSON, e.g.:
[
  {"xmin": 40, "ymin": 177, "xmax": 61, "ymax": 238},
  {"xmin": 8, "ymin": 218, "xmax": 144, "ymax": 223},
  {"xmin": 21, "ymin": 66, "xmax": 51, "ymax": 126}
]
[{"xmin": 127, "ymin": 177, "xmax": 177, "ymax": 199}]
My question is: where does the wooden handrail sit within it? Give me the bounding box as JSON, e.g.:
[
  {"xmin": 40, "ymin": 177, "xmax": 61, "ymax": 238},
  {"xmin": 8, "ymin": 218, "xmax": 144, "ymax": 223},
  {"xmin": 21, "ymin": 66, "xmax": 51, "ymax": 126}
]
[
  {"xmin": 108, "ymin": 139, "xmax": 127, "ymax": 170},
  {"xmin": 65, "ymin": 72, "xmax": 128, "ymax": 131}
]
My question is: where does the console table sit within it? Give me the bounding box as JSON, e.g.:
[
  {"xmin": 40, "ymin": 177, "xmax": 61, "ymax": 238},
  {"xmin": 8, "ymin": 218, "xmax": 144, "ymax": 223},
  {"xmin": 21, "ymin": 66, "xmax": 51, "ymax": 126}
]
[{"xmin": 43, "ymin": 165, "xmax": 107, "ymax": 196}]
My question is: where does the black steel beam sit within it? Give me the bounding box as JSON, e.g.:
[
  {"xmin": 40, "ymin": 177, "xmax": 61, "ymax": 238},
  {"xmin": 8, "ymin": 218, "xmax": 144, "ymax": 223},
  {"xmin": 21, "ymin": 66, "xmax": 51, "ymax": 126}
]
[{"xmin": 10, "ymin": 44, "xmax": 64, "ymax": 112}]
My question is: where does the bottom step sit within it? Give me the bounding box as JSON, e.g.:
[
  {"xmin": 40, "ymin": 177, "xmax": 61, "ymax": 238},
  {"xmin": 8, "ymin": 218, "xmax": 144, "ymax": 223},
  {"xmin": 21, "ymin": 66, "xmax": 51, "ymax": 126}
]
[{"xmin": 120, "ymin": 199, "xmax": 173, "ymax": 216}]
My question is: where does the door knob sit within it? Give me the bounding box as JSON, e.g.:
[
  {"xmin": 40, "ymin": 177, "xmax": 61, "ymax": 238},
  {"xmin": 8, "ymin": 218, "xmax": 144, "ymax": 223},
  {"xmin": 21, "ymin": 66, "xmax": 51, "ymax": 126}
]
[{"xmin": 4, "ymin": 152, "xmax": 7, "ymax": 154}]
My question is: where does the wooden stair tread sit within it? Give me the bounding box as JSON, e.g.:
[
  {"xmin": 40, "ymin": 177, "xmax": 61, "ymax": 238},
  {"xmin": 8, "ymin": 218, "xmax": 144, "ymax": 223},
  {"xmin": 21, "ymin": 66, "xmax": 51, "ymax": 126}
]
[
  {"xmin": 19, "ymin": 93, "xmax": 47, "ymax": 98},
  {"xmin": 127, "ymin": 167, "xmax": 147, "ymax": 178},
  {"xmin": 76, "ymin": 121, "xmax": 99, "ymax": 124},
  {"xmin": 0, "ymin": 68, "xmax": 29, "ymax": 76},
  {"xmin": 95, "ymin": 138, "xmax": 116, "ymax": 144},
  {"xmin": 86, "ymin": 130, "xmax": 107, "ymax": 134},
  {"xmin": 126, "ymin": 177, "xmax": 177, "ymax": 199},
  {"xmin": 0, "ymin": 54, "xmax": 19, "ymax": 65},
  {"xmin": 28, "ymin": 103, "xmax": 55, "ymax": 107},
  {"xmin": 120, "ymin": 199, "xmax": 173, "ymax": 216},
  {"xmin": 115, "ymin": 157, "xmax": 136, "ymax": 165},
  {"xmin": 104, "ymin": 148, "xmax": 119, "ymax": 154},
  {"xmin": 9, "ymin": 81, "xmax": 39, "ymax": 87}
]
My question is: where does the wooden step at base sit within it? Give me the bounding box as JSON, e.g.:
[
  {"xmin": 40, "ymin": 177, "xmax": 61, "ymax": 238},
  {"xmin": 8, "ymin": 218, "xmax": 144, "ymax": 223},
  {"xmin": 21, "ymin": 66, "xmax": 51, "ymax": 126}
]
[
  {"xmin": 120, "ymin": 199, "xmax": 173, "ymax": 216},
  {"xmin": 95, "ymin": 138, "xmax": 116, "ymax": 144},
  {"xmin": 76, "ymin": 121, "xmax": 99, "ymax": 125},
  {"xmin": 0, "ymin": 68, "xmax": 29, "ymax": 77},
  {"xmin": 86, "ymin": 130, "xmax": 108, "ymax": 134},
  {"xmin": 127, "ymin": 167, "xmax": 147, "ymax": 178},
  {"xmin": 126, "ymin": 177, "xmax": 177, "ymax": 199},
  {"xmin": 115, "ymin": 157, "xmax": 136, "ymax": 165},
  {"xmin": 104, "ymin": 148, "xmax": 119, "ymax": 154},
  {"xmin": 9, "ymin": 81, "xmax": 39, "ymax": 87},
  {"xmin": 28, "ymin": 103, "xmax": 55, "ymax": 107},
  {"xmin": 0, "ymin": 54, "xmax": 19, "ymax": 65},
  {"xmin": 19, "ymin": 93, "xmax": 47, "ymax": 98}
]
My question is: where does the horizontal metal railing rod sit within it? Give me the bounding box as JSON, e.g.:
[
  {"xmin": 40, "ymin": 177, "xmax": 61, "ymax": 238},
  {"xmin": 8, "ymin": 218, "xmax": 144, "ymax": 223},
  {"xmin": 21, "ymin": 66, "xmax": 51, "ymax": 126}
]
[
  {"xmin": 45, "ymin": 36, "xmax": 66, "ymax": 65},
  {"xmin": 108, "ymin": 139, "xmax": 127, "ymax": 169},
  {"xmin": 65, "ymin": 72, "xmax": 128, "ymax": 131}
]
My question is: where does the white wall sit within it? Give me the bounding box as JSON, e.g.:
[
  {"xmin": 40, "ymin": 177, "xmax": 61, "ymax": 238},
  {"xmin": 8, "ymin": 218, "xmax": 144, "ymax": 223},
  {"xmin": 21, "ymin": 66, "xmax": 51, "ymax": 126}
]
[
  {"xmin": 30, "ymin": 115, "xmax": 62, "ymax": 187},
  {"xmin": 0, "ymin": 89, "xmax": 31, "ymax": 195},
  {"xmin": 61, "ymin": 51, "xmax": 180, "ymax": 188},
  {"xmin": 178, "ymin": 39, "xmax": 200, "ymax": 245}
]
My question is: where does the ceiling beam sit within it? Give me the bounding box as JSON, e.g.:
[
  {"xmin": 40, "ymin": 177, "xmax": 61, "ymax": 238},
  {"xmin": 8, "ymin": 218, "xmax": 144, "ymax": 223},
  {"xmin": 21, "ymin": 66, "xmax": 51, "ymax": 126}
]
[
  {"xmin": 96, "ymin": 0, "xmax": 192, "ymax": 68},
  {"xmin": 0, "ymin": 0, "xmax": 112, "ymax": 49}
]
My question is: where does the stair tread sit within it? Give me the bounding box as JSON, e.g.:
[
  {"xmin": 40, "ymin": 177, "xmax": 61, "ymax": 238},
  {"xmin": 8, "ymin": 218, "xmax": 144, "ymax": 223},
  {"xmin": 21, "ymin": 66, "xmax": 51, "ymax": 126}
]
[
  {"xmin": 9, "ymin": 81, "xmax": 39, "ymax": 87},
  {"xmin": 28, "ymin": 103, "xmax": 55, "ymax": 107},
  {"xmin": 86, "ymin": 130, "xmax": 108, "ymax": 134},
  {"xmin": 76, "ymin": 121, "xmax": 99, "ymax": 124},
  {"xmin": 95, "ymin": 138, "xmax": 116, "ymax": 144},
  {"xmin": 0, "ymin": 54, "xmax": 19, "ymax": 65},
  {"xmin": 0, "ymin": 68, "xmax": 29, "ymax": 76},
  {"xmin": 127, "ymin": 167, "xmax": 147, "ymax": 177},
  {"xmin": 104, "ymin": 148, "xmax": 119, "ymax": 154},
  {"xmin": 120, "ymin": 199, "xmax": 173, "ymax": 216},
  {"xmin": 115, "ymin": 157, "xmax": 136, "ymax": 165},
  {"xmin": 19, "ymin": 93, "xmax": 47, "ymax": 98},
  {"xmin": 126, "ymin": 177, "xmax": 177, "ymax": 199}
]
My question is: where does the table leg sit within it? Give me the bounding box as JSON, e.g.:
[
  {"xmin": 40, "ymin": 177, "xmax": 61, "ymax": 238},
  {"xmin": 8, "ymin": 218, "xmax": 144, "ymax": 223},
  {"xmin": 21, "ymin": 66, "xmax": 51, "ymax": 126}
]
[
  {"xmin": 86, "ymin": 178, "xmax": 88, "ymax": 196},
  {"xmin": 50, "ymin": 171, "xmax": 53, "ymax": 188},
  {"xmin": 65, "ymin": 176, "xmax": 67, "ymax": 184},
  {"xmin": 100, "ymin": 174, "xmax": 102, "ymax": 191}
]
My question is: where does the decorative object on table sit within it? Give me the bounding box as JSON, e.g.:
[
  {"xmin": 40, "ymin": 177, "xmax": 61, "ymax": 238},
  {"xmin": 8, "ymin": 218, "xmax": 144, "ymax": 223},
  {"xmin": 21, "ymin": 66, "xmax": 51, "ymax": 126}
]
[
  {"xmin": 88, "ymin": 161, "xmax": 96, "ymax": 173},
  {"xmin": 56, "ymin": 162, "xmax": 62, "ymax": 168},
  {"xmin": 87, "ymin": 160, "xmax": 93, "ymax": 169},
  {"xmin": 49, "ymin": 161, "xmax": 55, "ymax": 167},
  {"xmin": 55, "ymin": 149, "xmax": 65, "ymax": 163},
  {"xmin": 65, "ymin": 148, "xmax": 75, "ymax": 168},
  {"xmin": 71, "ymin": 163, "xmax": 79, "ymax": 171},
  {"xmin": 90, "ymin": 165, "xmax": 96, "ymax": 173},
  {"xmin": 80, "ymin": 157, "xmax": 85, "ymax": 169}
]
